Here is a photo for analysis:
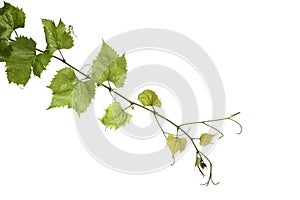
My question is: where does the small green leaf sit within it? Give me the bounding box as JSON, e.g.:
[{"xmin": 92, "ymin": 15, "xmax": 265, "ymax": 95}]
[
  {"xmin": 195, "ymin": 156, "xmax": 207, "ymax": 169},
  {"xmin": 199, "ymin": 133, "xmax": 215, "ymax": 146},
  {"xmin": 0, "ymin": 2, "xmax": 26, "ymax": 39},
  {"xmin": 195, "ymin": 156, "xmax": 200, "ymax": 167},
  {"xmin": 200, "ymin": 159, "xmax": 207, "ymax": 169},
  {"xmin": 32, "ymin": 50, "xmax": 51, "ymax": 77},
  {"xmin": 100, "ymin": 102, "xmax": 132, "ymax": 130},
  {"xmin": 0, "ymin": 39, "xmax": 12, "ymax": 62},
  {"xmin": 92, "ymin": 40, "xmax": 127, "ymax": 88},
  {"xmin": 138, "ymin": 89, "xmax": 161, "ymax": 107},
  {"xmin": 5, "ymin": 36, "xmax": 36, "ymax": 86},
  {"xmin": 48, "ymin": 67, "xmax": 95, "ymax": 116},
  {"xmin": 166, "ymin": 134, "xmax": 187, "ymax": 158},
  {"xmin": 42, "ymin": 19, "xmax": 74, "ymax": 54}
]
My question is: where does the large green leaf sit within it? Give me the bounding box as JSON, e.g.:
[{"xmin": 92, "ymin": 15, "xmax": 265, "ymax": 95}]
[
  {"xmin": 0, "ymin": 39, "xmax": 12, "ymax": 62},
  {"xmin": 5, "ymin": 36, "xmax": 36, "ymax": 86},
  {"xmin": 42, "ymin": 19, "xmax": 74, "ymax": 54},
  {"xmin": 0, "ymin": 2, "xmax": 25, "ymax": 39},
  {"xmin": 166, "ymin": 134, "xmax": 187, "ymax": 158},
  {"xmin": 92, "ymin": 40, "xmax": 127, "ymax": 88},
  {"xmin": 138, "ymin": 89, "xmax": 161, "ymax": 107},
  {"xmin": 100, "ymin": 102, "xmax": 132, "ymax": 130},
  {"xmin": 73, "ymin": 80, "xmax": 96, "ymax": 115},
  {"xmin": 47, "ymin": 67, "xmax": 76, "ymax": 109},
  {"xmin": 48, "ymin": 67, "xmax": 96, "ymax": 116}
]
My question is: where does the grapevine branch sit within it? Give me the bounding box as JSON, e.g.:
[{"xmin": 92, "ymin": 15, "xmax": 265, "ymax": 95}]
[
  {"xmin": 46, "ymin": 45, "xmax": 242, "ymax": 186},
  {"xmin": 2, "ymin": 2, "xmax": 243, "ymax": 184},
  {"xmin": 9, "ymin": 32, "xmax": 242, "ymax": 185},
  {"xmin": 38, "ymin": 45, "xmax": 241, "ymax": 186}
]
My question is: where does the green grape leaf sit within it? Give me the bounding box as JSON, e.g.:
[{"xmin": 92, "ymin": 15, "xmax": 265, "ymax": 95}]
[
  {"xmin": 42, "ymin": 19, "xmax": 74, "ymax": 54},
  {"xmin": 73, "ymin": 80, "xmax": 96, "ymax": 115},
  {"xmin": 138, "ymin": 89, "xmax": 162, "ymax": 107},
  {"xmin": 5, "ymin": 36, "xmax": 36, "ymax": 86},
  {"xmin": 32, "ymin": 50, "xmax": 51, "ymax": 77},
  {"xmin": 100, "ymin": 102, "xmax": 132, "ymax": 130},
  {"xmin": 0, "ymin": 2, "xmax": 25, "ymax": 39},
  {"xmin": 195, "ymin": 156, "xmax": 207, "ymax": 169},
  {"xmin": 199, "ymin": 133, "xmax": 215, "ymax": 146},
  {"xmin": 48, "ymin": 67, "xmax": 95, "ymax": 116},
  {"xmin": 166, "ymin": 134, "xmax": 187, "ymax": 158},
  {"xmin": 0, "ymin": 39, "xmax": 12, "ymax": 62},
  {"xmin": 47, "ymin": 67, "xmax": 77, "ymax": 109},
  {"xmin": 92, "ymin": 40, "xmax": 127, "ymax": 88}
]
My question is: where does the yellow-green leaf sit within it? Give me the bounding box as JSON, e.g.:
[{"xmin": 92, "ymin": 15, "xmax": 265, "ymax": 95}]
[
  {"xmin": 199, "ymin": 133, "xmax": 215, "ymax": 146},
  {"xmin": 138, "ymin": 89, "xmax": 161, "ymax": 107},
  {"xmin": 100, "ymin": 102, "xmax": 132, "ymax": 130},
  {"xmin": 166, "ymin": 134, "xmax": 187, "ymax": 158},
  {"xmin": 195, "ymin": 156, "xmax": 200, "ymax": 167}
]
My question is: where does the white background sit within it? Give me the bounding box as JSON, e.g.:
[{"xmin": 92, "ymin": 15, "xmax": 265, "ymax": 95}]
[{"xmin": 1, "ymin": 0, "xmax": 299, "ymax": 199}]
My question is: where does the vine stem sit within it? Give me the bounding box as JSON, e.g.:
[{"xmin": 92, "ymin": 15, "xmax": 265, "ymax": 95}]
[
  {"xmin": 58, "ymin": 49, "xmax": 66, "ymax": 62},
  {"xmin": 179, "ymin": 112, "xmax": 243, "ymax": 136},
  {"xmin": 14, "ymin": 30, "xmax": 19, "ymax": 38},
  {"xmin": 151, "ymin": 106, "xmax": 167, "ymax": 139},
  {"xmin": 180, "ymin": 112, "xmax": 241, "ymax": 127},
  {"xmin": 36, "ymin": 48, "xmax": 89, "ymax": 78}
]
